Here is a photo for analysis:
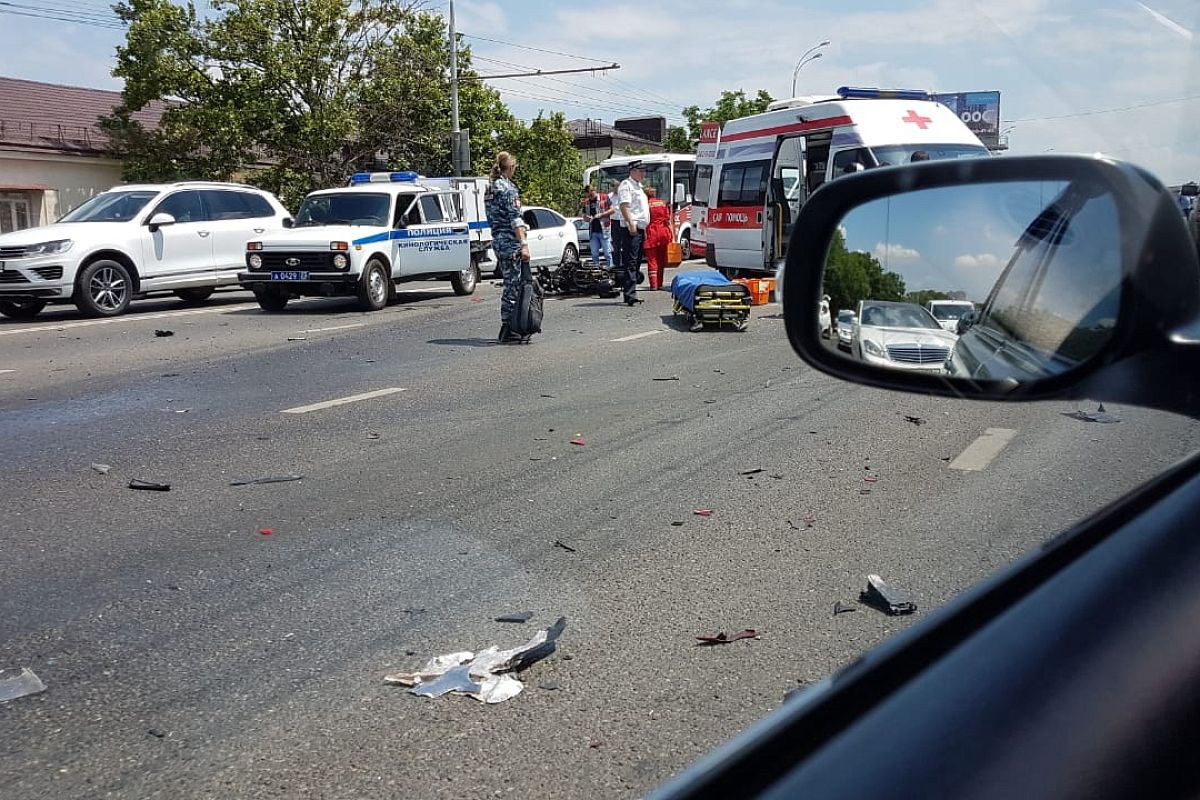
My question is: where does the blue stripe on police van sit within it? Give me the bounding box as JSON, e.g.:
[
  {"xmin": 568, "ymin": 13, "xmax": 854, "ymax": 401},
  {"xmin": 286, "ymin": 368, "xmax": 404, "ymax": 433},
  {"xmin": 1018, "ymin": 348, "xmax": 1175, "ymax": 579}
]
[{"xmin": 352, "ymin": 226, "xmax": 482, "ymax": 246}]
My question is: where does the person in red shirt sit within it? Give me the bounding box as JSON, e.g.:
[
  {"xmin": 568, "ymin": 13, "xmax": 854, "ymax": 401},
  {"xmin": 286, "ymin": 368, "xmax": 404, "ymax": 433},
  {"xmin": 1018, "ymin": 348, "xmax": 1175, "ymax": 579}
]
[{"xmin": 643, "ymin": 186, "xmax": 674, "ymax": 290}]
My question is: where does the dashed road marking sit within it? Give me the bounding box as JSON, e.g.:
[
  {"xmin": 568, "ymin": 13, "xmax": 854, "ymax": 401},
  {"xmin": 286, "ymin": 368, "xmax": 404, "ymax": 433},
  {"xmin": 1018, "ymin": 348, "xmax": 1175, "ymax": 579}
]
[
  {"xmin": 281, "ymin": 387, "xmax": 408, "ymax": 415},
  {"xmin": 302, "ymin": 323, "xmax": 366, "ymax": 334},
  {"xmin": 0, "ymin": 303, "xmax": 261, "ymax": 337},
  {"xmin": 612, "ymin": 329, "xmax": 665, "ymax": 342},
  {"xmin": 949, "ymin": 428, "xmax": 1018, "ymax": 471}
]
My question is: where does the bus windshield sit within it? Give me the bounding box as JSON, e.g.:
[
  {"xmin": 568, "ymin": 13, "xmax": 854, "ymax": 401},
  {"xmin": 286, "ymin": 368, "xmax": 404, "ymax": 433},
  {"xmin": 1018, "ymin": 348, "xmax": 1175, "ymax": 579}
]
[{"xmin": 597, "ymin": 163, "xmax": 684, "ymax": 204}]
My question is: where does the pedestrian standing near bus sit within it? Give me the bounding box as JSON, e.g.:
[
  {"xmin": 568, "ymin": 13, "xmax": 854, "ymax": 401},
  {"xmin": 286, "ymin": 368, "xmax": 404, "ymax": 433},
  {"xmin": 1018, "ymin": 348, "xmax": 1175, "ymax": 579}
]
[
  {"xmin": 613, "ymin": 161, "xmax": 649, "ymax": 306},
  {"xmin": 581, "ymin": 185, "xmax": 613, "ymax": 269},
  {"xmin": 484, "ymin": 151, "xmax": 529, "ymax": 344},
  {"xmin": 643, "ymin": 185, "xmax": 673, "ymax": 290}
]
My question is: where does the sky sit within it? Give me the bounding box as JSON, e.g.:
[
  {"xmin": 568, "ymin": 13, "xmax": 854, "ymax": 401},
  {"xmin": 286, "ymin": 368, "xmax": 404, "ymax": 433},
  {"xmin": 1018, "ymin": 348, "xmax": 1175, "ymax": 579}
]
[{"xmin": 0, "ymin": 0, "xmax": 1197, "ymax": 183}]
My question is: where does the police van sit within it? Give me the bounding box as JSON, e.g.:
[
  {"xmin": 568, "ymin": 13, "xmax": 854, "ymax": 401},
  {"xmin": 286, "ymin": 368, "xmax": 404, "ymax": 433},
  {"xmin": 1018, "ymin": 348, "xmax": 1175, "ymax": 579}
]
[
  {"xmin": 696, "ymin": 87, "xmax": 990, "ymax": 275},
  {"xmin": 239, "ymin": 172, "xmax": 492, "ymax": 312}
]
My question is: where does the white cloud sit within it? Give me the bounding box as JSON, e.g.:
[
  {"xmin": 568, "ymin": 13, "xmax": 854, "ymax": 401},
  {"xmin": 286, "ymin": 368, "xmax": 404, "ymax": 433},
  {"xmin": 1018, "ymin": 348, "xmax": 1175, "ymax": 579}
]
[
  {"xmin": 456, "ymin": 1, "xmax": 509, "ymax": 35},
  {"xmin": 875, "ymin": 242, "xmax": 922, "ymax": 262},
  {"xmin": 953, "ymin": 253, "xmax": 1004, "ymax": 271}
]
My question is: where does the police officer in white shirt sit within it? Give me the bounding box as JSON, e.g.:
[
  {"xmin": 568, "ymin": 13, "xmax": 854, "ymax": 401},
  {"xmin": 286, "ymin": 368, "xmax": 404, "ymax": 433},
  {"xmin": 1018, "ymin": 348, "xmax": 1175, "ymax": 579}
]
[{"xmin": 612, "ymin": 161, "xmax": 649, "ymax": 306}]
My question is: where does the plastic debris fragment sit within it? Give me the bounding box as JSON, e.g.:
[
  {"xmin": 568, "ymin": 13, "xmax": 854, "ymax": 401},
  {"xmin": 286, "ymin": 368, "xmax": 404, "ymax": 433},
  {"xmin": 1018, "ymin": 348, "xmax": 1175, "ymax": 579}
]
[
  {"xmin": 129, "ymin": 479, "xmax": 171, "ymax": 491},
  {"xmin": 1063, "ymin": 409, "xmax": 1120, "ymax": 424},
  {"xmin": 90, "ymin": 463, "xmax": 111, "ymax": 475},
  {"xmin": 154, "ymin": 329, "xmax": 174, "ymax": 337},
  {"xmin": 696, "ymin": 629, "xmax": 760, "ymax": 646},
  {"xmin": 229, "ymin": 475, "xmax": 304, "ymax": 486},
  {"xmin": 833, "ymin": 601, "xmax": 857, "ymax": 616},
  {"xmin": 860, "ymin": 574, "xmax": 917, "ymax": 615},
  {"xmin": 553, "ymin": 539, "xmax": 577, "ymax": 553},
  {"xmin": 0, "ymin": 667, "xmax": 46, "ymax": 703},
  {"xmin": 652, "ymin": 376, "xmax": 680, "ymax": 382},
  {"xmin": 259, "ymin": 528, "xmax": 273, "ymax": 536},
  {"xmin": 693, "ymin": 509, "xmax": 713, "ymax": 517},
  {"xmin": 495, "ymin": 611, "xmax": 534, "ymax": 623},
  {"xmin": 385, "ymin": 618, "xmax": 567, "ymax": 704},
  {"xmin": 901, "ymin": 414, "xmax": 926, "ymax": 425},
  {"xmin": 740, "ymin": 468, "xmax": 764, "ymax": 476}
]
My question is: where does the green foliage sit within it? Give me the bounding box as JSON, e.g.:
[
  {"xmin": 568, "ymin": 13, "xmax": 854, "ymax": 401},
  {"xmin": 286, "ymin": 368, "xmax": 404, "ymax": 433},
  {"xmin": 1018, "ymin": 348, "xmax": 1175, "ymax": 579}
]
[
  {"xmin": 822, "ymin": 230, "xmax": 907, "ymax": 313},
  {"xmin": 905, "ymin": 289, "xmax": 951, "ymax": 307},
  {"xmin": 620, "ymin": 144, "xmax": 655, "ymax": 157},
  {"xmin": 661, "ymin": 126, "xmax": 691, "ymax": 154},
  {"xmin": 101, "ymin": 0, "xmax": 523, "ymax": 209},
  {"xmin": 681, "ymin": 89, "xmax": 774, "ymax": 147},
  {"xmin": 487, "ymin": 112, "xmax": 583, "ymax": 215}
]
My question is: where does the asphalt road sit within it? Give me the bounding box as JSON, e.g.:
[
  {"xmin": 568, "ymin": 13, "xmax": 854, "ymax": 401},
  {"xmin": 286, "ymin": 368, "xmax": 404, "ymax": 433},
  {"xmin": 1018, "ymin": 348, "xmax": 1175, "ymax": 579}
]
[{"xmin": 2, "ymin": 270, "xmax": 1197, "ymax": 799}]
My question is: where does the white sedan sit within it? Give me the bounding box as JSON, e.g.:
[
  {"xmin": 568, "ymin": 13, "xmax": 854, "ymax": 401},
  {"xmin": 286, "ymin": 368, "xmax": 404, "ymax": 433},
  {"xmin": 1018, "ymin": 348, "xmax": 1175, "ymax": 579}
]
[
  {"xmin": 521, "ymin": 207, "xmax": 579, "ymax": 270},
  {"xmin": 852, "ymin": 300, "xmax": 958, "ymax": 371},
  {"xmin": 836, "ymin": 309, "xmax": 857, "ymax": 349}
]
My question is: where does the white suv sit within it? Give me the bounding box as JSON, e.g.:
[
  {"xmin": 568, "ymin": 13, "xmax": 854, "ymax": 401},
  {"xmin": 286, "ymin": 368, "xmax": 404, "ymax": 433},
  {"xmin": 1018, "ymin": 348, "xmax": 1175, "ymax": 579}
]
[{"xmin": 0, "ymin": 181, "xmax": 291, "ymax": 319}]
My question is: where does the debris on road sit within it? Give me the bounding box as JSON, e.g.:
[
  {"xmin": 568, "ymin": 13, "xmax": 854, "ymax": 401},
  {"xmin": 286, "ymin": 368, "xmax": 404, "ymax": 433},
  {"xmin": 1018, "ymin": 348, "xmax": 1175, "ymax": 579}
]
[
  {"xmin": 0, "ymin": 667, "xmax": 46, "ymax": 703},
  {"xmin": 693, "ymin": 509, "xmax": 713, "ymax": 517},
  {"xmin": 570, "ymin": 437, "xmax": 587, "ymax": 446},
  {"xmin": 900, "ymin": 414, "xmax": 926, "ymax": 426},
  {"xmin": 90, "ymin": 463, "xmax": 111, "ymax": 475},
  {"xmin": 385, "ymin": 617, "xmax": 568, "ymax": 704},
  {"xmin": 553, "ymin": 539, "xmax": 577, "ymax": 553},
  {"xmin": 859, "ymin": 489, "xmax": 872, "ymax": 495},
  {"xmin": 833, "ymin": 601, "xmax": 858, "ymax": 616},
  {"xmin": 154, "ymin": 329, "xmax": 174, "ymax": 338},
  {"xmin": 287, "ymin": 336, "xmax": 307, "ymax": 342},
  {"xmin": 788, "ymin": 516, "xmax": 816, "ymax": 530},
  {"xmin": 652, "ymin": 376, "xmax": 680, "ymax": 382},
  {"xmin": 696, "ymin": 629, "xmax": 760, "ymax": 646},
  {"xmin": 539, "ymin": 680, "xmax": 561, "ymax": 691},
  {"xmin": 366, "ymin": 432, "xmax": 381, "ymax": 440},
  {"xmin": 129, "ymin": 479, "xmax": 171, "ymax": 492},
  {"xmin": 860, "ymin": 574, "xmax": 917, "ymax": 616},
  {"xmin": 740, "ymin": 467, "xmax": 764, "ymax": 476},
  {"xmin": 864, "ymin": 475, "xmax": 879, "ymax": 483},
  {"xmin": 540, "ymin": 393, "xmax": 555, "ymax": 398},
  {"xmin": 259, "ymin": 528, "xmax": 273, "ymax": 536},
  {"xmin": 1064, "ymin": 404, "xmax": 1120, "ymax": 424},
  {"xmin": 148, "ymin": 728, "xmax": 166, "ymax": 739},
  {"xmin": 495, "ymin": 611, "xmax": 534, "ymax": 624},
  {"xmin": 471, "ymin": 296, "xmax": 484, "ymax": 302},
  {"xmin": 229, "ymin": 475, "xmax": 304, "ymax": 486},
  {"xmin": 670, "ymin": 521, "xmax": 685, "ymax": 527}
]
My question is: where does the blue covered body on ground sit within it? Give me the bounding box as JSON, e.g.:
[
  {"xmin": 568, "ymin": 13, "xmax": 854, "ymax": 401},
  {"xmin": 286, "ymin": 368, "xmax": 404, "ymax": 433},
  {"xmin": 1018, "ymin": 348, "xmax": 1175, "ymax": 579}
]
[{"xmin": 670, "ymin": 269, "xmax": 735, "ymax": 312}]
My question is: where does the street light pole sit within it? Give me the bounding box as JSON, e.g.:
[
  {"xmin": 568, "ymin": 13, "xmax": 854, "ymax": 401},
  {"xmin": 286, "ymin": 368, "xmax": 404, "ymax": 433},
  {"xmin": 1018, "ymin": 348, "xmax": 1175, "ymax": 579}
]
[
  {"xmin": 791, "ymin": 40, "xmax": 830, "ymax": 97},
  {"xmin": 449, "ymin": 0, "xmax": 462, "ymax": 176}
]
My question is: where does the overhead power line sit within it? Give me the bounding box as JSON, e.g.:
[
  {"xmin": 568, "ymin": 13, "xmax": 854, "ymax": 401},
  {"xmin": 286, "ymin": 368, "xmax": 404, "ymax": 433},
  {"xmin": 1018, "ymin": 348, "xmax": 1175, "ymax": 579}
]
[
  {"xmin": 458, "ymin": 33, "xmax": 612, "ymax": 65},
  {"xmin": 1008, "ymin": 94, "xmax": 1200, "ymax": 122}
]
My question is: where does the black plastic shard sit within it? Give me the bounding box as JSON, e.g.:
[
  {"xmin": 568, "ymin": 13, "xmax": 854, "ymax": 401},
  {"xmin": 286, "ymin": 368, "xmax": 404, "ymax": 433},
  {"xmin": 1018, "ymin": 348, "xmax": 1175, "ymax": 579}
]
[
  {"xmin": 129, "ymin": 479, "xmax": 171, "ymax": 491},
  {"xmin": 229, "ymin": 475, "xmax": 304, "ymax": 486},
  {"xmin": 860, "ymin": 574, "xmax": 917, "ymax": 615},
  {"xmin": 833, "ymin": 601, "xmax": 857, "ymax": 616},
  {"xmin": 495, "ymin": 612, "xmax": 534, "ymax": 624}
]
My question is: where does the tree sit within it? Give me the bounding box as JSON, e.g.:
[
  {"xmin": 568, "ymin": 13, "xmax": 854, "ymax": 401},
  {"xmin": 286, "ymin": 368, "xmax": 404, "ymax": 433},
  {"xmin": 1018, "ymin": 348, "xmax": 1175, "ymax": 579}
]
[
  {"xmin": 662, "ymin": 126, "xmax": 691, "ymax": 154},
  {"xmin": 102, "ymin": 0, "xmax": 517, "ymax": 208},
  {"xmin": 681, "ymin": 89, "xmax": 774, "ymax": 147},
  {"xmin": 821, "ymin": 231, "xmax": 907, "ymax": 313},
  {"xmin": 490, "ymin": 112, "xmax": 583, "ymax": 215},
  {"xmin": 905, "ymin": 289, "xmax": 951, "ymax": 307}
]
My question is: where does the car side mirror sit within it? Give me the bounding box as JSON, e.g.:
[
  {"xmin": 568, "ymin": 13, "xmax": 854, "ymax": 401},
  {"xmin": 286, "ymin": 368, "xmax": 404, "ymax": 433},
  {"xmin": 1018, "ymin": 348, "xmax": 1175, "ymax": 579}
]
[
  {"xmin": 956, "ymin": 311, "xmax": 977, "ymax": 336},
  {"xmin": 782, "ymin": 155, "xmax": 1200, "ymax": 416},
  {"xmin": 147, "ymin": 212, "xmax": 176, "ymax": 233},
  {"xmin": 282, "ymin": 217, "xmax": 295, "ymax": 229}
]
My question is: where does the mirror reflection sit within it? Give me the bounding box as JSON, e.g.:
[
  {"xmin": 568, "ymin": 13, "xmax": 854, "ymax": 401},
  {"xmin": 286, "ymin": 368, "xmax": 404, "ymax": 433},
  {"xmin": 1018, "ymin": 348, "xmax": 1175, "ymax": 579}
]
[{"xmin": 821, "ymin": 179, "xmax": 1122, "ymax": 382}]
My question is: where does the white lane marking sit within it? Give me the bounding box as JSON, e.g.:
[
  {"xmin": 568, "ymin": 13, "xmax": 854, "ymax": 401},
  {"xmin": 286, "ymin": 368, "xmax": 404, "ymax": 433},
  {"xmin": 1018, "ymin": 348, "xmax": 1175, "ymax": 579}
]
[
  {"xmin": 612, "ymin": 329, "xmax": 665, "ymax": 342},
  {"xmin": 949, "ymin": 427, "xmax": 1018, "ymax": 472},
  {"xmin": 281, "ymin": 387, "xmax": 408, "ymax": 415},
  {"xmin": 0, "ymin": 369, "xmax": 14, "ymax": 374},
  {"xmin": 302, "ymin": 323, "xmax": 365, "ymax": 334},
  {"xmin": 0, "ymin": 303, "xmax": 260, "ymax": 337}
]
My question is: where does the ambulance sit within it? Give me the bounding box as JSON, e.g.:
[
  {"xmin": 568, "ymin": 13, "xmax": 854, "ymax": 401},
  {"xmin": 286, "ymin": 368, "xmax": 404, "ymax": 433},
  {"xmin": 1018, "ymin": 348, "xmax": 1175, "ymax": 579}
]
[
  {"xmin": 697, "ymin": 87, "xmax": 990, "ymax": 275},
  {"xmin": 583, "ymin": 153, "xmax": 697, "ymax": 252},
  {"xmin": 238, "ymin": 171, "xmax": 492, "ymax": 312}
]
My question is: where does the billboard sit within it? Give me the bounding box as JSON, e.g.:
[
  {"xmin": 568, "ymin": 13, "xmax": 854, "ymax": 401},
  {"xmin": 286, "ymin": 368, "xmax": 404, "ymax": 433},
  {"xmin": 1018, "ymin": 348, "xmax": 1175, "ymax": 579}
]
[
  {"xmin": 697, "ymin": 121, "xmax": 722, "ymax": 159},
  {"xmin": 934, "ymin": 91, "xmax": 1001, "ymax": 149}
]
